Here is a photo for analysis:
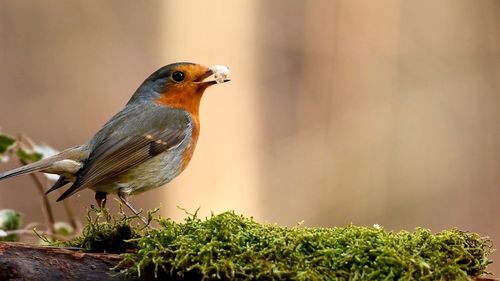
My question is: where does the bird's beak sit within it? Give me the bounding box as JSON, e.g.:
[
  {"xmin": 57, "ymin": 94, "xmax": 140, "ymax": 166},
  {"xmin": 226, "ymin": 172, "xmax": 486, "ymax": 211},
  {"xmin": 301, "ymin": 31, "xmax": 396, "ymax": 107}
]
[{"xmin": 194, "ymin": 65, "xmax": 231, "ymax": 86}]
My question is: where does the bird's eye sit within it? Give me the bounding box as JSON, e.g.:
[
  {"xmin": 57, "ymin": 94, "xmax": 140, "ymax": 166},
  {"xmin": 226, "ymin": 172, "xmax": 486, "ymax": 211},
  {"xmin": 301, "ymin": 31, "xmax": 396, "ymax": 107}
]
[{"xmin": 171, "ymin": 71, "xmax": 185, "ymax": 82}]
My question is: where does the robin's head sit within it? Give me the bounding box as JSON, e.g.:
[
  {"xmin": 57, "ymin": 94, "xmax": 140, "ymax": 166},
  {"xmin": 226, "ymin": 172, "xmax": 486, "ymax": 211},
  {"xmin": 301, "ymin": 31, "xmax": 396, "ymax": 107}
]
[{"xmin": 128, "ymin": 62, "xmax": 230, "ymax": 113}]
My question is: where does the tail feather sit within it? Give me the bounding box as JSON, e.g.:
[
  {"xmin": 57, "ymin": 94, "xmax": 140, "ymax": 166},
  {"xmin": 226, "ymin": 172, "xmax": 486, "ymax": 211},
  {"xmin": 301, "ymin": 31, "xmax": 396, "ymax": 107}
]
[
  {"xmin": 0, "ymin": 159, "xmax": 55, "ymax": 180},
  {"xmin": 45, "ymin": 176, "xmax": 69, "ymax": 194},
  {"xmin": 0, "ymin": 145, "xmax": 87, "ymax": 182}
]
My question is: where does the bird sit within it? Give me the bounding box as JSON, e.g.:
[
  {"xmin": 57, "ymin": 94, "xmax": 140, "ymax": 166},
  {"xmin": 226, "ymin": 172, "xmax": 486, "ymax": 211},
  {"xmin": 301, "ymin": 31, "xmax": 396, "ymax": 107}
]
[{"xmin": 0, "ymin": 62, "xmax": 230, "ymax": 220}]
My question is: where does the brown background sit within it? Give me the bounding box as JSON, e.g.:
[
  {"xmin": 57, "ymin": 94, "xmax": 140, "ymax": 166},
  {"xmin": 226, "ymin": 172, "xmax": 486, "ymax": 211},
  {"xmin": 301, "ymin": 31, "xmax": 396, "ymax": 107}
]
[{"xmin": 1, "ymin": 0, "xmax": 500, "ymax": 275}]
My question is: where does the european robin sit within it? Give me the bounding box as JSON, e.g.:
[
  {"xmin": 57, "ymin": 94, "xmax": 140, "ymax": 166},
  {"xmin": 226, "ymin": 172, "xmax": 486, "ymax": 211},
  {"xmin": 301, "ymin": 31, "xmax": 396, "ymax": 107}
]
[{"xmin": 0, "ymin": 62, "xmax": 230, "ymax": 220}]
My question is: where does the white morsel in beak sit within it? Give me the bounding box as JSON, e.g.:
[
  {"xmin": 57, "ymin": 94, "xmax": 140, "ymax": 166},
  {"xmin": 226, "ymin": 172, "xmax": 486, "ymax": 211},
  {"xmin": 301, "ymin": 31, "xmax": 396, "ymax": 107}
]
[{"xmin": 210, "ymin": 65, "xmax": 230, "ymax": 83}]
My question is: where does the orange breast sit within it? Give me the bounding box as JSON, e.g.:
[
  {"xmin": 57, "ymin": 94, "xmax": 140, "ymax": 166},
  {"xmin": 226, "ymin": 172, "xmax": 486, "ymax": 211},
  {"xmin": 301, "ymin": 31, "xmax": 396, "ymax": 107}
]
[
  {"xmin": 155, "ymin": 88, "xmax": 202, "ymax": 172},
  {"xmin": 180, "ymin": 114, "xmax": 200, "ymax": 171}
]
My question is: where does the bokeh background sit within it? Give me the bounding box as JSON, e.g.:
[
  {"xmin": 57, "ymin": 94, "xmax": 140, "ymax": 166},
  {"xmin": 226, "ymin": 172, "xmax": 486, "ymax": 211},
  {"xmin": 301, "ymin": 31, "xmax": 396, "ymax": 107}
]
[{"xmin": 1, "ymin": 0, "xmax": 500, "ymax": 275}]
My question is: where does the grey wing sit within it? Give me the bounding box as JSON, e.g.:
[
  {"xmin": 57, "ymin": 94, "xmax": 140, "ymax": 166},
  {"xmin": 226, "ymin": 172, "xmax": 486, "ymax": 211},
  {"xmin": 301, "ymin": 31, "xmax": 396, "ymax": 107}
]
[{"xmin": 57, "ymin": 104, "xmax": 192, "ymax": 201}]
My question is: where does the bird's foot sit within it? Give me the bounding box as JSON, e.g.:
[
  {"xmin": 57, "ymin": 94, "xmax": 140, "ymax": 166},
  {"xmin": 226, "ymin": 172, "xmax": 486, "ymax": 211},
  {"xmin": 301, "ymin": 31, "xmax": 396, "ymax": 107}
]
[{"xmin": 117, "ymin": 191, "xmax": 148, "ymax": 225}]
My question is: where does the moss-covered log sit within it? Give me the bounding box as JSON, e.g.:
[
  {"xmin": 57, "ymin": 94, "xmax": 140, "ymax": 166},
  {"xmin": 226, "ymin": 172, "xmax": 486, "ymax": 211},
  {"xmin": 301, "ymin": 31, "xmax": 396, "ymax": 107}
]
[
  {"xmin": 0, "ymin": 241, "xmax": 496, "ymax": 281},
  {"xmin": 0, "ymin": 242, "xmax": 496, "ymax": 281},
  {"xmin": 1, "ymin": 210, "xmax": 495, "ymax": 280}
]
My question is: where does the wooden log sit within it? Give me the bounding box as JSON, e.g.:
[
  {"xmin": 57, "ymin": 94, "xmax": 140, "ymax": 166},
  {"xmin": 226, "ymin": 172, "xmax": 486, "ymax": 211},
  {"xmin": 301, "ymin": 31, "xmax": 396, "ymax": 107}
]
[{"xmin": 0, "ymin": 242, "xmax": 128, "ymax": 281}]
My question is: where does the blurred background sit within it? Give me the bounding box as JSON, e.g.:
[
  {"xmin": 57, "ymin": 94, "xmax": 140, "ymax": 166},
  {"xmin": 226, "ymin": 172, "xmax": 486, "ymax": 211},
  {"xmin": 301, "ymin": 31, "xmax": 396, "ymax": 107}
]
[{"xmin": 1, "ymin": 0, "xmax": 500, "ymax": 275}]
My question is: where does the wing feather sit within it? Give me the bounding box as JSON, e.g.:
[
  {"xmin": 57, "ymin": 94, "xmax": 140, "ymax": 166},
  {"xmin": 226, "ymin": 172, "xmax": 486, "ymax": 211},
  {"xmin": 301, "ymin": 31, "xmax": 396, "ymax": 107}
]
[{"xmin": 57, "ymin": 105, "xmax": 191, "ymax": 201}]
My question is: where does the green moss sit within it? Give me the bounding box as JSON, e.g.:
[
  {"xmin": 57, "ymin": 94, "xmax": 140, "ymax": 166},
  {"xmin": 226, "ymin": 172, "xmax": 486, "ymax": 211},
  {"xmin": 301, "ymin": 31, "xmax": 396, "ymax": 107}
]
[
  {"xmin": 58, "ymin": 207, "xmax": 144, "ymax": 253},
  {"xmin": 60, "ymin": 209, "xmax": 492, "ymax": 280}
]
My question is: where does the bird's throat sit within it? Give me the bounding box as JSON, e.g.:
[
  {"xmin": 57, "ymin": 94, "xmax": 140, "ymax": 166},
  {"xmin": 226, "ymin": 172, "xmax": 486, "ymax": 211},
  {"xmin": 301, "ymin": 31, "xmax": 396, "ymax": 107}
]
[{"xmin": 154, "ymin": 89, "xmax": 204, "ymax": 116}]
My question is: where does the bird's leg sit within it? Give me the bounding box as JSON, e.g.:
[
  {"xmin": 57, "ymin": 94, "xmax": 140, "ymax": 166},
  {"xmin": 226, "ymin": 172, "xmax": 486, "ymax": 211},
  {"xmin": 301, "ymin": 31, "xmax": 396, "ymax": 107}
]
[
  {"xmin": 117, "ymin": 191, "xmax": 148, "ymax": 225},
  {"xmin": 95, "ymin": 192, "xmax": 107, "ymax": 209}
]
